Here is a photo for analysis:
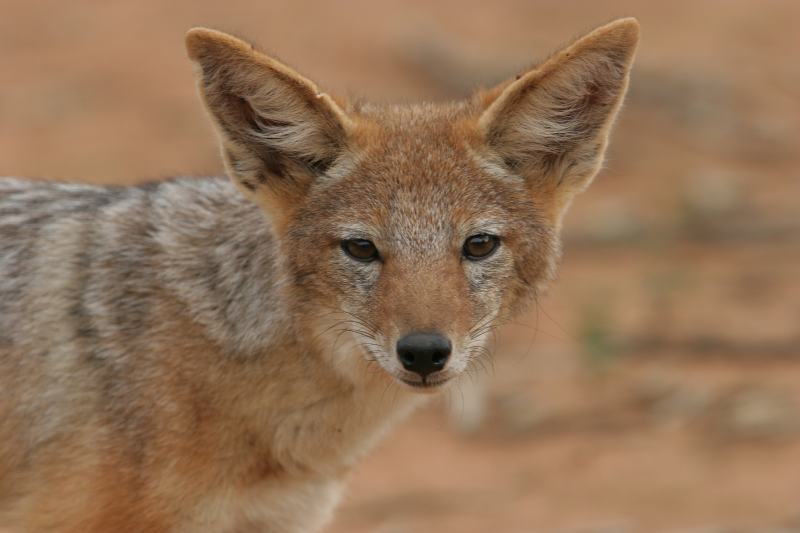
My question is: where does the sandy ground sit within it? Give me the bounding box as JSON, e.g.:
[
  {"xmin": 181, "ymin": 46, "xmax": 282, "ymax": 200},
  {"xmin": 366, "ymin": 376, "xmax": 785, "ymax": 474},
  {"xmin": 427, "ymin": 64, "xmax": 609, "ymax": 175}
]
[{"xmin": 1, "ymin": 1, "xmax": 799, "ymax": 531}]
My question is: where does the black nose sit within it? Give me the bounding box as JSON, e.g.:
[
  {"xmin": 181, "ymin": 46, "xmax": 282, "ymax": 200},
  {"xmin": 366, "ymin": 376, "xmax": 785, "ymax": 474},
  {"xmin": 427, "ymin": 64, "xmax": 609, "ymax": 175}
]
[{"xmin": 396, "ymin": 332, "xmax": 452, "ymax": 378}]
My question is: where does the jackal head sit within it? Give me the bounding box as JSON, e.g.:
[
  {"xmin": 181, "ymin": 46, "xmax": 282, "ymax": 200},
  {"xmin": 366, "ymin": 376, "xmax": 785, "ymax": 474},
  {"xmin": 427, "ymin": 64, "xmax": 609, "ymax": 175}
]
[{"xmin": 186, "ymin": 19, "xmax": 639, "ymax": 391}]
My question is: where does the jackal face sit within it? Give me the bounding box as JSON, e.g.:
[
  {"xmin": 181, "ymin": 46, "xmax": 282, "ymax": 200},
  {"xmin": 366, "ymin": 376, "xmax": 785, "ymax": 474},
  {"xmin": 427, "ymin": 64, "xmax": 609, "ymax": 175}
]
[{"xmin": 186, "ymin": 19, "xmax": 639, "ymax": 390}]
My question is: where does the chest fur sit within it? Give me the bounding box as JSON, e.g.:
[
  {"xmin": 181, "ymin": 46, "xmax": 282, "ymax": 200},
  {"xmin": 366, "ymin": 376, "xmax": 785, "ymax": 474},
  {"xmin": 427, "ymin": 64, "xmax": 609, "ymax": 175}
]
[{"xmin": 186, "ymin": 478, "xmax": 343, "ymax": 533}]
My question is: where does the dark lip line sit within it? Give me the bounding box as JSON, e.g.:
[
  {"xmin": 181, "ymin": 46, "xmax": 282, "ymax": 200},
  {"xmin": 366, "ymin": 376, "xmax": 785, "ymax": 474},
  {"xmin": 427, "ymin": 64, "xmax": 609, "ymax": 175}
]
[{"xmin": 399, "ymin": 377, "xmax": 450, "ymax": 389}]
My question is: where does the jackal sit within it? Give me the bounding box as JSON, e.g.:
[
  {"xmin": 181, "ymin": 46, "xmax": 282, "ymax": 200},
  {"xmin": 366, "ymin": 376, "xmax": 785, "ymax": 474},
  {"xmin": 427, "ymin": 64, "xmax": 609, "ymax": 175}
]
[{"xmin": 0, "ymin": 18, "xmax": 639, "ymax": 532}]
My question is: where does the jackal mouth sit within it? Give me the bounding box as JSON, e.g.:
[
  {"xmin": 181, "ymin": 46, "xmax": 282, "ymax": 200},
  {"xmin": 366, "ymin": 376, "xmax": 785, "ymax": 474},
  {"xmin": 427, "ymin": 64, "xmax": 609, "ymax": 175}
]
[{"xmin": 398, "ymin": 375, "xmax": 451, "ymax": 391}]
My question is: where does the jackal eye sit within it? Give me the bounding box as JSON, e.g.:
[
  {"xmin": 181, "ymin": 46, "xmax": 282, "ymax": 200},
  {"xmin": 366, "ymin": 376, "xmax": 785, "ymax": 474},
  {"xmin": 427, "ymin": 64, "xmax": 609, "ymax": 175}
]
[
  {"xmin": 463, "ymin": 234, "xmax": 500, "ymax": 260},
  {"xmin": 341, "ymin": 239, "xmax": 380, "ymax": 262}
]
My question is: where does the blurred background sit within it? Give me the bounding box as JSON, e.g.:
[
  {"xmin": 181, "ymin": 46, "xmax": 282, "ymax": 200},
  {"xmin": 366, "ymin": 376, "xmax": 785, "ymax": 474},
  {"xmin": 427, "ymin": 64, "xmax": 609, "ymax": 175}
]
[{"xmin": 1, "ymin": 1, "xmax": 799, "ymax": 531}]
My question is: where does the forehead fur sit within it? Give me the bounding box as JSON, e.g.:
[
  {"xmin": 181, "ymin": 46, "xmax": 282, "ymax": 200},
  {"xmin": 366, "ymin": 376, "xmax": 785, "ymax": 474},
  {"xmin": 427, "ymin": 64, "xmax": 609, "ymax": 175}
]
[
  {"xmin": 297, "ymin": 100, "xmax": 540, "ymax": 247},
  {"xmin": 348, "ymin": 99, "xmax": 486, "ymax": 178}
]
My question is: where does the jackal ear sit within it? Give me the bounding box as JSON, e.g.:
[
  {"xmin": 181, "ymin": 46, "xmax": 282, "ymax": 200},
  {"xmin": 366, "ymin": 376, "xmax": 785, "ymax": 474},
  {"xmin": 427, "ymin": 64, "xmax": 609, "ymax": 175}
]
[
  {"xmin": 479, "ymin": 18, "xmax": 639, "ymax": 216},
  {"xmin": 186, "ymin": 28, "xmax": 351, "ymax": 207}
]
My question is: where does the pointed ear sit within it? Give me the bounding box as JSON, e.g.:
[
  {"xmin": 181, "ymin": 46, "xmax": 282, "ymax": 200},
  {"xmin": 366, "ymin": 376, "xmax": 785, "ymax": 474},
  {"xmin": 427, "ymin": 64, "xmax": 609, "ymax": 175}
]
[
  {"xmin": 185, "ymin": 28, "xmax": 352, "ymax": 213},
  {"xmin": 478, "ymin": 18, "xmax": 639, "ymax": 219}
]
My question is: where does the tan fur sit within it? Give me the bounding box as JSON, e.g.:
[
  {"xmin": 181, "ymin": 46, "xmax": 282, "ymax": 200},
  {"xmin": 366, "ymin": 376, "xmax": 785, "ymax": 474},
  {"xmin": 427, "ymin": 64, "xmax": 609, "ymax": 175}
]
[{"xmin": 0, "ymin": 19, "xmax": 638, "ymax": 532}]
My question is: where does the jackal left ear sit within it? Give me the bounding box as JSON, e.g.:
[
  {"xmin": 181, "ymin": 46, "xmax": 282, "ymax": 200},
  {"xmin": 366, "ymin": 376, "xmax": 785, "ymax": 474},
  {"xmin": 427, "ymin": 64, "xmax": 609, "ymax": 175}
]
[
  {"xmin": 479, "ymin": 18, "xmax": 639, "ymax": 216},
  {"xmin": 186, "ymin": 28, "xmax": 351, "ymax": 213}
]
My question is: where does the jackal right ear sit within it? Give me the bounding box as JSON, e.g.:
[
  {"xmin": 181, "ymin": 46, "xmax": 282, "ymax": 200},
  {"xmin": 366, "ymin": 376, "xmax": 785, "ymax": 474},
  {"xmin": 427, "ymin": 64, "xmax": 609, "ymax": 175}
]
[
  {"xmin": 478, "ymin": 18, "xmax": 639, "ymax": 222},
  {"xmin": 186, "ymin": 28, "xmax": 351, "ymax": 212}
]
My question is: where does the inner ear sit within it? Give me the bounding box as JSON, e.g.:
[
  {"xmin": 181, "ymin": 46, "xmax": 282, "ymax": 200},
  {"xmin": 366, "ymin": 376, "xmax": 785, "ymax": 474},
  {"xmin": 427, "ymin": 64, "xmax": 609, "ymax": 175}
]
[
  {"xmin": 230, "ymin": 93, "xmax": 335, "ymax": 177},
  {"xmin": 232, "ymin": 94, "xmax": 264, "ymax": 133}
]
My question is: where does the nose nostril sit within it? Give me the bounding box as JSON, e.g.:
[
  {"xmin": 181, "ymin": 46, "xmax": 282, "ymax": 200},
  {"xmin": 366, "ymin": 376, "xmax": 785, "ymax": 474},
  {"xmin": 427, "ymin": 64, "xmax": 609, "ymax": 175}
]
[{"xmin": 399, "ymin": 352, "xmax": 416, "ymax": 369}]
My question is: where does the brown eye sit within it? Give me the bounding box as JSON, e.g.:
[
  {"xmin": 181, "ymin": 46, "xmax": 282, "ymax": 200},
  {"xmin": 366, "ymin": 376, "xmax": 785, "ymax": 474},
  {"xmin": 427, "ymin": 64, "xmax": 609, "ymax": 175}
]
[
  {"xmin": 341, "ymin": 239, "xmax": 380, "ymax": 262},
  {"xmin": 463, "ymin": 234, "xmax": 500, "ymax": 260}
]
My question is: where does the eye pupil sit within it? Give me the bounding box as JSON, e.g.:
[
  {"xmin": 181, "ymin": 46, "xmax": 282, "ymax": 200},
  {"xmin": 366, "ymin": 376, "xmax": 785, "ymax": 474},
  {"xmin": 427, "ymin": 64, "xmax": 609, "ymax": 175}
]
[
  {"xmin": 342, "ymin": 239, "xmax": 379, "ymax": 262},
  {"xmin": 463, "ymin": 234, "xmax": 499, "ymax": 260}
]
